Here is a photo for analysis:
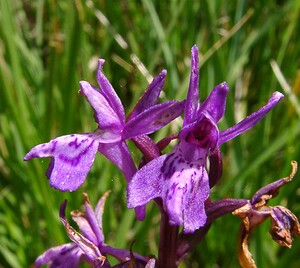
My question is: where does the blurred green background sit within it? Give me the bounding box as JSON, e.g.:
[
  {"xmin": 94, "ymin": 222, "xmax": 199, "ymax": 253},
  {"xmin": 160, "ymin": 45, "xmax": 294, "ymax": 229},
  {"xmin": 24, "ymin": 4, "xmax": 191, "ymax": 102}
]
[{"xmin": 0, "ymin": 0, "xmax": 299, "ymax": 267}]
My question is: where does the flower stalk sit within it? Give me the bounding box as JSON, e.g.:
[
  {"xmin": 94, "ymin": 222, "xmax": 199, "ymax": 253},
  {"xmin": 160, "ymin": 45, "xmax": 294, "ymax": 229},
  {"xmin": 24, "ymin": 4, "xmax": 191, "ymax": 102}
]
[{"xmin": 158, "ymin": 210, "xmax": 179, "ymax": 268}]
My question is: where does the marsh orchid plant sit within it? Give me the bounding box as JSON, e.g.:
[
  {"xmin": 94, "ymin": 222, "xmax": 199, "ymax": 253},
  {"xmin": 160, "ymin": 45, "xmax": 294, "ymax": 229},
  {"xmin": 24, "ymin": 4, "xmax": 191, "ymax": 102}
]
[{"xmin": 25, "ymin": 45, "xmax": 299, "ymax": 268}]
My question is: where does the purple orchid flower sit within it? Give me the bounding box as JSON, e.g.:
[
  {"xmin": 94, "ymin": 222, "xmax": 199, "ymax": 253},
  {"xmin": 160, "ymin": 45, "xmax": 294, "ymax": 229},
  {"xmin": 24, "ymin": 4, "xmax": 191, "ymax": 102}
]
[
  {"xmin": 35, "ymin": 192, "xmax": 148, "ymax": 268},
  {"xmin": 127, "ymin": 45, "xmax": 284, "ymax": 233},
  {"xmin": 24, "ymin": 60, "xmax": 184, "ymax": 192}
]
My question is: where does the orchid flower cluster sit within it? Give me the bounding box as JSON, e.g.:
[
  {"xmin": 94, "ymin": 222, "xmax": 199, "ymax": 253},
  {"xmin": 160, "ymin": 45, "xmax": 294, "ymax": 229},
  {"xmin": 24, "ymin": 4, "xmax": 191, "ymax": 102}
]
[{"xmin": 24, "ymin": 45, "xmax": 300, "ymax": 268}]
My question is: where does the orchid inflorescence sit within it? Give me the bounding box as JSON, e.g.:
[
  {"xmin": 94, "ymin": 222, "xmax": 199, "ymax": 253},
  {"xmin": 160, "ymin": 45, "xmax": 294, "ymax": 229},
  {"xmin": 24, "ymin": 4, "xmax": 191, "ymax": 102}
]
[{"xmin": 24, "ymin": 45, "xmax": 299, "ymax": 268}]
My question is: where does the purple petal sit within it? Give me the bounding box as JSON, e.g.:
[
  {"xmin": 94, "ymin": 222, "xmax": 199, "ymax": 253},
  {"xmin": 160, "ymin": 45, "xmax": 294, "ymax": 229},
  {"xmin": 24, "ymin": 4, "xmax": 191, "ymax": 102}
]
[
  {"xmin": 79, "ymin": 81, "xmax": 123, "ymax": 131},
  {"xmin": 127, "ymin": 143, "xmax": 210, "ymax": 233},
  {"xmin": 128, "ymin": 70, "xmax": 167, "ymax": 119},
  {"xmin": 219, "ymin": 91, "xmax": 284, "ymax": 144},
  {"xmin": 83, "ymin": 193, "xmax": 105, "ymax": 245},
  {"xmin": 184, "ymin": 45, "xmax": 200, "ymax": 126},
  {"xmin": 97, "ymin": 141, "xmax": 147, "ymax": 220},
  {"xmin": 96, "ymin": 59, "xmax": 125, "ymax": 126},
  {"xmin": 197, "ymin": 82, "xmax": 229, "ymax": 123},
  {"xmin": 71, "ymin": 212, "xmax": 98, "ymax": 246},
  {"xmin": 71, "ymin": 193, "xmax": 107, "ymax": 246},
  {"xmin": 123, "ymin": 100, "xmax": 184, "ymax": 139},
  {"xmin": 97, "ymin": 143, "xmax": 147, "ymax": 220},
  {"xmin": 181, "ymin": 167, "xmax": 209, "ymax": 233},
  {"xmin": 127, "ymin": 155, "xmax": 167, "ymax": 208},
  {"xmin": 35, "ymin": 243, "xmax": 83, "ymax": 268},
  {"xmin": 24, "ymin": 134, "xmax": 99, "ymax": 191},
  {"xmin": 162, "ymin": 150, "xmax": 209, "ymax": 233},
  {"xmin": 134, "ymin": 206, "xmax": 146, "ymax": 221},
  {"xmin": 98, "ymin": 141, "xmax": 137, "ymax": 182}
]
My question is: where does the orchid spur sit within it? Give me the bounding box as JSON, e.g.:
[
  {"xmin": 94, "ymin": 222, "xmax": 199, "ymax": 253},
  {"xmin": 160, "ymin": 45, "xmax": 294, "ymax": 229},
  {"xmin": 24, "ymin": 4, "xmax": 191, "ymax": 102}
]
[
  {"xmin": 24, "ymin": 60, "xmax": 184, "ymax": 192},
  {"xmin": 127, "ymin": 45, "xmax": 284, "ymax": 233}
]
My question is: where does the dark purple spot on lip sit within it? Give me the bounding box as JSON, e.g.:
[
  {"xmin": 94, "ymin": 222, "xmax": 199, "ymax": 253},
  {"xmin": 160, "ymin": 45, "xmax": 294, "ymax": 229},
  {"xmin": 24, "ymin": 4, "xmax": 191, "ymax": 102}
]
[
  {"xmin": 58, "ymin": 140, "xmax": 95, "ymax": 166},
  {"xmin": 68, "ymin": 137, "xmax": 89, "ymax": 148},
  {"xmin": 167, "ymin": 182, "xmax": 179, "ymax": 199},
  {"xmin": 166, "ymin": 189, "xmax": 172, "ymax": 200},
  {"xmin": 50, "ymin": 140, "xmax": 58, "ymax": 153},
  {"xmin": 68, "ymin": 138, "xmax": 80, "ymax": 149},
  {"xmin": 173, "ymin": 154, "xmax": 179, "ymax": 161}
]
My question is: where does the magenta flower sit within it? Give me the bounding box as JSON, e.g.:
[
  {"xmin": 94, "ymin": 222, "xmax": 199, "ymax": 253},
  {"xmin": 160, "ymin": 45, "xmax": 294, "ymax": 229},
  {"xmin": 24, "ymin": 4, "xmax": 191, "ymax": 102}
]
[
  {"xmin": 35, "ymin": 192, "xmax": 147, "ymax": 268},
  {"xmin": 24, "ymin": 60, "xmax": 184, "ymax": 192},
  {"xmin": 127, "ymin": 45, "xmax": 284, "ymax": 233}
]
